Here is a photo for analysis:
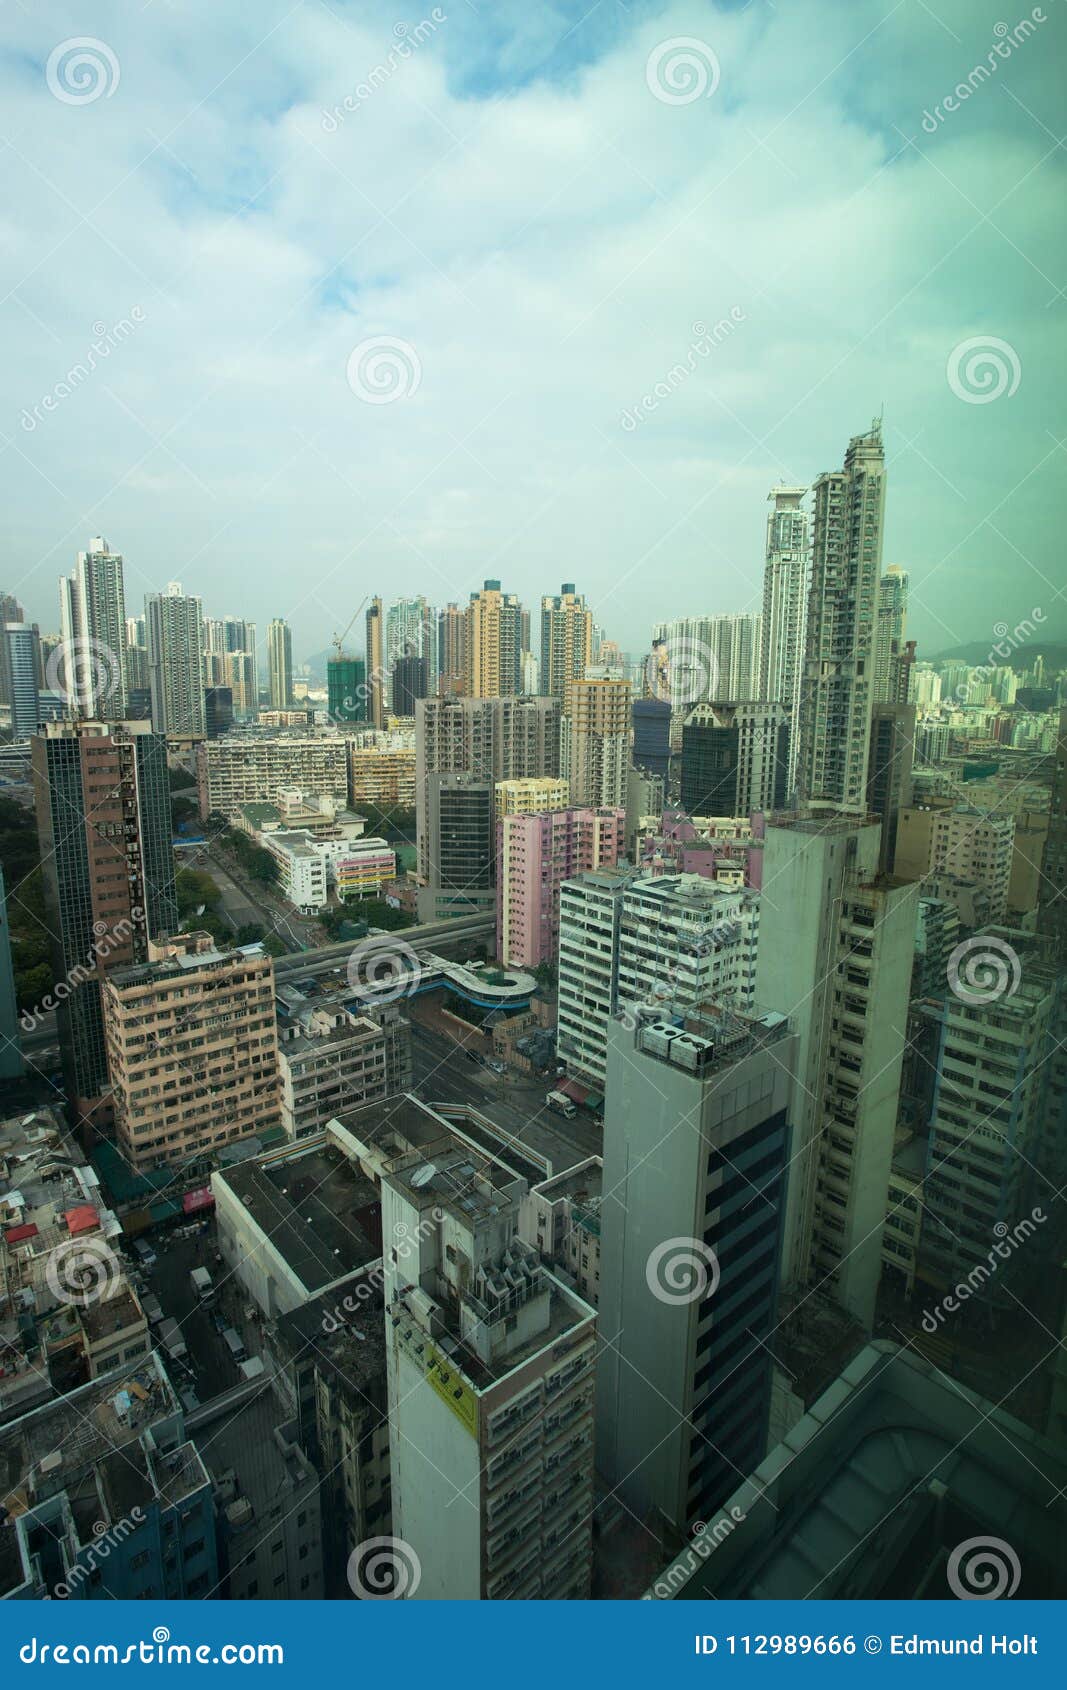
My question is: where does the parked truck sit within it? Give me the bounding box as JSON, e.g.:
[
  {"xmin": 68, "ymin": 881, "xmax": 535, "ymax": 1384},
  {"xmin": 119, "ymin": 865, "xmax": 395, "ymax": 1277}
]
[
  {"xmin": 545, "ymin": 1089, "xmax": 577, "ymax": 1119},
  {"xmin": 158, "ymin": 1318, "xmax": 188, "ymax": 1361},
  {"xmin": 189, "ymin": 1266, "xmax": 215, "ymax": 1304}
]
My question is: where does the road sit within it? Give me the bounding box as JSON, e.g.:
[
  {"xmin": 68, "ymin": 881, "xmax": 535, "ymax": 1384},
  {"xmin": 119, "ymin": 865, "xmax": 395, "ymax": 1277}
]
[
  {"xmin": 408, "ymin": 1023, "xmax": 601, "ymax": 1173},
  {"xmin": 185, "ymin": 845, "xmax": 319, "ymax": 952}
]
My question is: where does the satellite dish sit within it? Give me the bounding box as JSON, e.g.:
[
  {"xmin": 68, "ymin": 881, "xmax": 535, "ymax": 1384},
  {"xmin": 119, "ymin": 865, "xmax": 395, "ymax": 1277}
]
[{"xmin": 410, "ymin": 1164, "xmax": 436, "ymax": 1189}]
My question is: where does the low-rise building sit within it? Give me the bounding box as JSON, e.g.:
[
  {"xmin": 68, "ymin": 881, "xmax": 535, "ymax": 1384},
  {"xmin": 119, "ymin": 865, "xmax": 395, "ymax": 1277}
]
[
  {"xmin": 519, "ymin": 1158, "xmax": 602, "ymax": 1306},
  {"xmin": 276, "ymin": 994, "xmax": 411, "ymax": 1142},
  {"xmin": 197, "ymin": 732, "xmax": 349, "ymax": 819}
]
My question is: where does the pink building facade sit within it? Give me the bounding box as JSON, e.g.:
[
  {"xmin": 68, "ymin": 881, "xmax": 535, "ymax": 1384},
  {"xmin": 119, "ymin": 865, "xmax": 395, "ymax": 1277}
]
[{"xmin": 497, "ymin": 807, "xmax": 625, "ymax": 967}]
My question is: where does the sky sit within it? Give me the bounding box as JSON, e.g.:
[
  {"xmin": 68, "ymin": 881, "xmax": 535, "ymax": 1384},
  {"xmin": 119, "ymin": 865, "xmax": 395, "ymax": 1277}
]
[{"xmin": 2, "ymin": 0, "xmax": 1064, "ymax": 668}]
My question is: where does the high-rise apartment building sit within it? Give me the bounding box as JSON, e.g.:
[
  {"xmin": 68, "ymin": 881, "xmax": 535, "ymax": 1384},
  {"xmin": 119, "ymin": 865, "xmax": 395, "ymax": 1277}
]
[
  {"xmin": 873, "ymin": 566, "xmax": 908, "ymax": 703},
  {"xmin": 896, "ymin": 803, "xmax": 1015, "ymax": 924},
  {"xmin": 652, "ymin": 614, "xmax": 762, "ymax": 708},
  {"xmin": 494, "ymin": 776, "xmax": 569, "ymax": 816},
  {"xmin": 556, "ymin": 870, "xmax": 759, "ymax": 1087},
  {"xmin": 1038, "ymin": 707, "xmax": 1067, "ymax": 952},
  {"xmin": 103, "ymin": 931, "xmax": 281, "ymax": 1169},
  {"xmin": 386, "ymin": 597, "xmax": 435, "ymax": 704},
  {"xmin": 346, "ymin": 736, "xmax": 416, "ymax": 810},
  {"xmin": 437, "ymin": 602, "xmax": 466, "ymax": 696},
  {"xmin": 866, "ymin": 701, "xmax": 916, "ymax": 874},
  {"xmin": 31, "ymin": 720, "xmax": 178, "ymax": 1123},
  {"xmin": 0, "ymin": 867, "xmax": 24, "ymax": 1081},
  {"xmin": 754, "ymin": 817, "xmax": 916, "ymax": 1330},
  {"xmin": 204, "ymin": 685, "xmax": 234, "ymax": 739},
  {"xmin": 146, "ymin": 585, "xmax": 205, "ymax": 737},
  {"xmin": 4, "ymin": 622, "xmax": 41, "ymax": 738},
  {"xmin": 760, "ymin": 486, "xmax": 808, "ymax": 790},
  {"xmin": 795, "ymin": 421, "xmax": 886, "ymax": 811},
  {"xmin": 276, "ymin": 999, "xmax": 411, "ymax": 1142},
  {"xmin": 382, "ymin": 1126, "xmax": 597, "ymax": 1599},
  {"xmin": 540, "ymin": 583, "xmax": 592, "ymax": 701},
  {"xmin": 465, "ymin": 580, "xmax": 522, "ymax": 698},
  {"xmin": 415, "ymin": 696, "xmax": 561, "ymax": 879},
  {"xmin": 561, "ymin": 676, "xmax": 631, "ymax": 809},
  {"xmin": 598, "ymin": 1009, "xmax": 795, "ymax": 1532},
  {"xmin": 365, "ymin": 597, "xmax": 385, "ymax": 727},
  {"xmin": 327, "ymin": 655, "xmax": 367, "ymax": 724},
  {"xmin": 679, "ymin": 702, "xmax": 790, "ymax": 817},
  {"xmin": 59, "ymin": 538, "xmax": 128, "ymax": 718},
  {"xmin": 497, "ymin": 806, "xmax": 624, "ymax": 968},
  {"xmin": 267, "ymin": 617, "xmax": 294, "ymax": 710}
]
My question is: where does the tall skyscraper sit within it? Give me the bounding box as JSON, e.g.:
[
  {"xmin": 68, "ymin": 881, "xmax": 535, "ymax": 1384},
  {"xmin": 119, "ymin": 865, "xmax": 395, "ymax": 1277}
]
[
  {"xmin": 0, "ymin": 866, "xmax": 24, "ymax": 1081},
  {"xmin": 418, "ymin": 773, "xmax": 495, "ymax": 921},
  {"xmin": 1038, "ymin": 707, "xmax": 1067, "ymax": 951},
  {"xmin": 267, "ymin": 618, "xmax": 293, "ymax": 710},
  {"xmin": 385, "ymin": 597, "xmax": 435, "ymax": 706},
  {"xmin": 540, "ymin": 583, "xmax": 592, "ymax": 701},
  {"xmin": 31, "ymin": 720, "xmax": 178, "ymax": 1125},
  {"xmin": 465, "ymin": 580, "xmax": 522, "ymax": 698},
  {"xmin": 365, "ymin": 597, "xmax": 385, "ymax": 727},
  {"xmin": 4, "ymin": 622, "xmax": 41, "ymax": 738},
  {"xmin": 59, "ymin": 538, "xmax": 128, "ymax": 719},
  {"xmin": 437, "ymin": 602, "xmax": 466, "ymax": 696},
  {"xmin": 795, "ymin": 421, "xmax": 886, "ymax": 812},
  {"xmin": 631, "ymin": 697, "xmax": 671, "ymax": 782},
  {"xmin": 680, "ymin": 702, "xmax": 790, "ymax": 818},
  {"xmin": 560, "ymin": 676, "xmax": 631, "ymax": 809},
  {"xmin": 873, "ymin": 566, "xmax": 909, "ymax": 702},
  {"xmin": 597, "ymin": 1009, "xmax": 795, "ymax": 1532},
  {"xmin": 382, "ymin": 1118, "xmax": 597, "ymax": 1598},
  {"xmin": 754, "ymin": 816, "xmax": 916, "ymax": 1330},
  {"xmin": 146, "ymin": 585, "xmax": 205, "ymax": 737},
  {"xmin": 392, "ymin": 654, "xmax": 427, "ymax": 717},
  {"xmin": 760, "ymin": 486, "xmax": 808, "ymax": 791}
]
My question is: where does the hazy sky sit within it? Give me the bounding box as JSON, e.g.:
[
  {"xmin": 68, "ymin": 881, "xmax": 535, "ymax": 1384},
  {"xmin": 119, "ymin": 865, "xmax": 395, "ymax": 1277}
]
[{"xmin": 3, "ymin": 0, "xmax": 1064, "ymax": 667}]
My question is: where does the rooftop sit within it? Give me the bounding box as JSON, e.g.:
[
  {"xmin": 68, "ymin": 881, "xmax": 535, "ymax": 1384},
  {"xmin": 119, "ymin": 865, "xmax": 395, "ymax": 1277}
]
[{"xmin": 217, "ymin": 1145, "xmax": 382, "ymax": 1292}]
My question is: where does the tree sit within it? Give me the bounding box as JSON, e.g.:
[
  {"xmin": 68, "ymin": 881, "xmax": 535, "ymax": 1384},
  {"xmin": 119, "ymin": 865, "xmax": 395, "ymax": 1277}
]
[{"xmin": 175, "ymin": 868, "xmax": 221, "ymax": 914}]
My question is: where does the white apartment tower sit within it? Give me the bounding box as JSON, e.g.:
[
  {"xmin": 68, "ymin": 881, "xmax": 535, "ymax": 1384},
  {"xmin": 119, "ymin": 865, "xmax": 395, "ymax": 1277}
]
[
  {"xmin": 795, "ymin": 420, "xmax": 887, "ymax": 812},
  {"xmin": 381, "ymin": 1129, "xmax": 597, "ymax": 1599},
  {"xmin": 59, "ymin": 538, "xmax": 128, "ymax": 718},
  {"xmin": 540, "ymin": 583, "xmax": 593, "ymax": 702},
  {"xmin": 267, "ymin": 618, "xmax": 294, "ymax": 710},
  {"xmin": 754, "ymin": 817, "xmax": 917, "ymax": 1330},
  {"xmin": 874, "ymin": 566, "xmax": 909, "ymax": 703},
  {"xmin": 760, "ymin": 486, "xmax": 808, "ymax": 791}
]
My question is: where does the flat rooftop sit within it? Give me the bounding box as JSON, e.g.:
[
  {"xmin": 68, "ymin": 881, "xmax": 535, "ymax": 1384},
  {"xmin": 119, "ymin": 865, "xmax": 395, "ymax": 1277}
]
[{"xmin": 219, "ymin": 1146, "xmax": 381, "ymax": 1292}]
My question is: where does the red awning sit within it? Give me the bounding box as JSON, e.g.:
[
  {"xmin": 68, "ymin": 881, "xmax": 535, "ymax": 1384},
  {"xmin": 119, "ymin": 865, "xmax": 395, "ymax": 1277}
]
[
  {"xmin": 557, "ymin": 1078, "xmax": 590, "ymax": 1104},
  {"xmin": 5, "ymin": 1222, "xmax": 38, "ymax": 1243},
  {"xmin": 182, "ymin": 1186, "xmax": 215, "ymax": 1215}
]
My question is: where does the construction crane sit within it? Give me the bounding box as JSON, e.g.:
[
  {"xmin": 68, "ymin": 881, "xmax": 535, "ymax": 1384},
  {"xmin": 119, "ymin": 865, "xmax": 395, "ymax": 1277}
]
[{"xmin": 332, "ymin": 594, "xmax": 368, "ymax": 660}]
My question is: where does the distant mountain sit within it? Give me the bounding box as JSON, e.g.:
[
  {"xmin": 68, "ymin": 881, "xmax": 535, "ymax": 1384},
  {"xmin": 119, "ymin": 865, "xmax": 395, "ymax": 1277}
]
[{"xmin": 926, "ymin": 639, "xmax": 1067, "ymax": 670}]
